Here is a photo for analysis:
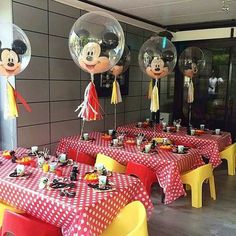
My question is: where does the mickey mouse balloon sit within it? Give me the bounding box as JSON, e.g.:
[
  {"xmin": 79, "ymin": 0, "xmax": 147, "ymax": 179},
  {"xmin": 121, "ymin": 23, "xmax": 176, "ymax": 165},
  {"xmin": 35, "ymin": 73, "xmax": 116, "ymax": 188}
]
[
  {"xmin": 0, "ymin": 23, "xmax": 31, "ymax": 118},
  {"xmin": 110, "ymin": 45, "xmax": 131, "ymax": 77},
  {"xmin": 138, "ymin": 36, "xmax": 177, "ymax": 80},
  {"xmin": 69, "ymin": 11, "xmax": 125, "ymax": 75},
  {"xmin": 0, "ymin": 23, "xmax": 31, "ymax": 77},
  {"xmin": 178, "ymin": 46, "xmax": 205, "ymax": 79},
  {"xmin": 178, "ymin": 47, "xmax": 205, "ymax": 104},
  {"xmin": 138, "ymin": 36, "xmax": 177, "ymax": 113}
]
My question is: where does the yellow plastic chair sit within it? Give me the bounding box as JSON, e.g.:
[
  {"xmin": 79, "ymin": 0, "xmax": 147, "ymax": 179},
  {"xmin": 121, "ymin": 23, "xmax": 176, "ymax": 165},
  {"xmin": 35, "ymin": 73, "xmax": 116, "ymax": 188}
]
[
  {"xmin": 220, "ymin": 143, "xmax": 236, "ymax": 176},
  {"xmin": 95, "ymin": 153, "xmax": 126, "ymax": 173},
  {"xmin": 0, "ymin": 202, "xmax": 24, "ymax": 226},
  {"xmin": 101, "ymin": 201, "xmax": 148, "ymax": 236},
  {"xmin": 181, "ymin": 164, "xmax": 216, "ymax": 208}
]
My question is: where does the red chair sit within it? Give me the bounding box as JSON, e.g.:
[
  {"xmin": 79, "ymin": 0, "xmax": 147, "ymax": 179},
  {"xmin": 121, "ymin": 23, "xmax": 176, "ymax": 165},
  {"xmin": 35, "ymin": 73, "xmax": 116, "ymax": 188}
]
[
  {"xmin": 67, "ymin": 148, "xmax": 96, "ymax": 166},
  {"xmin": 1, "ymin": 210, "xmax": 62, "ymax": 236},
  {"xmin": 125, "ymin": 161, "xmax": 157, "ymax": 196}
]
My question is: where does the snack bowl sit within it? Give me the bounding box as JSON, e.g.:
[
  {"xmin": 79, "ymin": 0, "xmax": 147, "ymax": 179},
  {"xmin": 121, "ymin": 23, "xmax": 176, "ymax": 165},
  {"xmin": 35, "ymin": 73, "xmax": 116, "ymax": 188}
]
[
  {"xmin": 159, "ymin": 145, "xmax": 172, "ymax": 151},
  {"xmin": 195, "ymin": 129, "xmax": 205, "ymax": 135},
  {"xmin": 2, "ymin": 151, "xmax": 12, "ymax": 159},
  {"xmin": 101, "ymin": 134, "xmax": 112, "ymax": 141},
  {"xmin": 84, "ymin": 172, "xmax": 99, "ymax": 183},
  {"xmin": 16, "ymin": 156, "xmax": 33, "ymax": 166},
  {"xmin": 125, "ymin": 139, "xmax": 136, "ymax": 146}
]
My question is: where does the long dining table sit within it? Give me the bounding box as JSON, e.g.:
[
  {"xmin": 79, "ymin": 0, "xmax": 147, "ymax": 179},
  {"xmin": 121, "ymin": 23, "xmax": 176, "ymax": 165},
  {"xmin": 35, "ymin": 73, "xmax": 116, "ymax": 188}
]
[
  {"xmin": 56, "ymin": 132, "xmax": 205, "ymax": 204},
  {"xmin": 0, "ymin": 148, "xmax": 153, "ymax": 236},
  {"xmin": 117, "ymin": 123, "xmax": 232, "ymax": 168}
]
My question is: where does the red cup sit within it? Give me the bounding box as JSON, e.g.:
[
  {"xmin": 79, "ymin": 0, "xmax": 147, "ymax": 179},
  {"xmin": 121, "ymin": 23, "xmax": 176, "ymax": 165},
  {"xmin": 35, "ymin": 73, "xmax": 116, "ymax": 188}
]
[{"xmin": 55, "ymin": 168, "xmax": 63, "ymax": 177}]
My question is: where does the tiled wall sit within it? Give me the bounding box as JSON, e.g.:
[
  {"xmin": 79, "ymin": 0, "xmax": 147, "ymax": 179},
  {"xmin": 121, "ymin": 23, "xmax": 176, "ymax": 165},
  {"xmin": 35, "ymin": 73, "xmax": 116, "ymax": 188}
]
[{"xmin": 13, "ymin": 0, "xmax": 172, "ymax": 152}]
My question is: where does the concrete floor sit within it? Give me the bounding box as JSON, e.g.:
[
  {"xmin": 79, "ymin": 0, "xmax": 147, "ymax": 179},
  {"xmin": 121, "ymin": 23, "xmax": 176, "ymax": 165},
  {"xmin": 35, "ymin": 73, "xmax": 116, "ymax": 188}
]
[{"xmin": 148, "ymin": 168, "xmax": 236, "ymax": 236}]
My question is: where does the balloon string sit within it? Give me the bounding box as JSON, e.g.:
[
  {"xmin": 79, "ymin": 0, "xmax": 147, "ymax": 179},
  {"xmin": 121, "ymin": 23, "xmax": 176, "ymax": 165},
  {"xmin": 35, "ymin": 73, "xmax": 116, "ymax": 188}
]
[
  {"xmin": 91, "ymin": 73, "xmax": 94, "ymax": 83},
  {"xmin": 114, "ymin": 75, "xmax": 117, "ymax": 130},
  {"xmin": 80, "ymin": 119, "xmax": 85, "ymax": 139}
]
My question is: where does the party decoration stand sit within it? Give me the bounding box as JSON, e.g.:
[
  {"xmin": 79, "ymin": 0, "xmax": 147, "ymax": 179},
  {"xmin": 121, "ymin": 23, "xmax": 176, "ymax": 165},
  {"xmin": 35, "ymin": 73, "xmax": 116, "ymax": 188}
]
[
  {"xmin": 178, "ymin": 47, "xmax": 205, "ymax": 128},
  {"xmin": 0, "ymin": 24, "xmax": 31, "ymax": 118},
  {"xmin": 138, "ymin": 36, "xmax": 177, "ymax": 122},
  {"xmin": 110, "ymin": 45, "xmax": 130, "ymax": 130},
  {"xmin": 68, "ymin": 11, "xmax": 125, "ymax": 136}
]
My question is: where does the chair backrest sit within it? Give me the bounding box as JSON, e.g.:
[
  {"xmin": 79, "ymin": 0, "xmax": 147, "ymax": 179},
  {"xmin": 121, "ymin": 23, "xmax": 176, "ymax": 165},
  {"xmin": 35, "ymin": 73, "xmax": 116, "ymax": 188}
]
[
  {"xmin": 220, "ymin": 143, "xmax": 236, "ymax": 159},
  {"xmin": 126, "ymin": 161, "xmax": 149, "ymax": 183},
  {"xmin": 68, "ymin": 148, "xmax": 96, "ymax": 166},
  {"xmin": 126, "ymin": 161, "xmax": 157, "ymax": 195},
  {"xmin": 95, "ymin": 153, "xmax": 126, "ymax": 173},
  {"xmin": 67, "ymin": 148, "xmax": 77, "ymax": 161},
  {"xmin": 188, "ymin": 163, "xmax": 213, "ymax": 181},
  {"xmin": 0, "ymin": 202, "xmax": 24, "ymax": 227},
  {"xmin": 2, "ymin": 210, "xmax": 62, "ymax": 236},
  {"xmin": 101, "ymin": 201, "xmax": 148, "ymax": 236}
]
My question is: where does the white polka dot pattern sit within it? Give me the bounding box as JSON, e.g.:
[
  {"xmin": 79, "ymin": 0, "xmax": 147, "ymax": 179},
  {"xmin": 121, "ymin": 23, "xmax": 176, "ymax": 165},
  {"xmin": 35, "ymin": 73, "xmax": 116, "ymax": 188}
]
[
  {"xmin": 0, "ymin": 148, "xmax": 153, "ymax": 236},
  {"xmin": 56, "ymin": 132, "xmax": 205, "ymax": 204},
  {"xmin": 117, "ymin": 123, "xmax": 232, "ymax": 168}
]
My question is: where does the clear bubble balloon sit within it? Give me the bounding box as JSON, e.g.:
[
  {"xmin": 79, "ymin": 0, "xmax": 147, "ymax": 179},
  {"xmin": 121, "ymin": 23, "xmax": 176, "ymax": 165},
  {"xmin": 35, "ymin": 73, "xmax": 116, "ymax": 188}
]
[
  {"xmin": 110, "ymin": 45, "xmax": 131, "ymax": 77},
  {"xmin": 69, "ymin": 11, "xmax": 125, "ymax": 75},
  {"xmin": 0, "ymin": 23, "xmax": 31, "ymax": 77},
  {"xmin": 138, "ymin": 36, "xmax": 177, "ymax": 79},
  {"xmin": 178, "ymin": 46, "xmax": 205, "ymax": 78}
]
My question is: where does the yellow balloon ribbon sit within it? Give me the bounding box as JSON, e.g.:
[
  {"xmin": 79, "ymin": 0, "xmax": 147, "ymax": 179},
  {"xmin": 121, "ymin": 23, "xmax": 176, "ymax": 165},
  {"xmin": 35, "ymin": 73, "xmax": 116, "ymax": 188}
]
[
  {"xmin": 111, "ymin": 80, "xmax": 122, "ymax": 104},
  {"xmin": 188, "ymin": 79, "xmax": 194, "ymax": 103},
  {"xmin": 7, "ymin": 81, "xmax": 19, "ymax": 118},
  {"xmin": 150, "ymin": 82, "xmax": 159, "ymax": 112},
  {"xmin": 148, "ymin": 79, "xmax": 153, "ymax": 99}
]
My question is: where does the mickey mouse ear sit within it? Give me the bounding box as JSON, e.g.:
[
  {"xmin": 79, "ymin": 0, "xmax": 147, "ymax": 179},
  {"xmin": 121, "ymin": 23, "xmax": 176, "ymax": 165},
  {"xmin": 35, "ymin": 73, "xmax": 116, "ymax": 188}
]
[
  {"xmin": 162, "ymin": 50, "xmax": 174, "ymax": 62},
  {"xmin": 102, "ymin": 32, "xmax": 119, "ymax": 50},
  {"xmin": 12, "ymin": 39, "xmax": 27, "ymax": 54}
]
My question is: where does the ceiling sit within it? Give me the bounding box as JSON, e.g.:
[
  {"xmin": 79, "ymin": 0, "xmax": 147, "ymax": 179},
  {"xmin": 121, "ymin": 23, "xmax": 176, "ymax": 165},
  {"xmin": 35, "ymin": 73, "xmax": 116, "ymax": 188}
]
[{"xmin": 84, "ymin": 0, "xmax": 236, "ymax": 30}]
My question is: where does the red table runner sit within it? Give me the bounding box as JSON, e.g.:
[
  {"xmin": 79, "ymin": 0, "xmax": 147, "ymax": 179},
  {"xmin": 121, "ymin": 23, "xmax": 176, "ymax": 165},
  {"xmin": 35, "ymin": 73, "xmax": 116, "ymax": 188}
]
[
  {"xmin": 117, "ymin": 123, "xmax": 232, "ymax": 168},
  {"xmin": 56, "ymin": 132, "xmax": 204, "ymax": 204},
  {"xmin": 0, "ymin": 148, "xmax": 153, "ymax": 236}
]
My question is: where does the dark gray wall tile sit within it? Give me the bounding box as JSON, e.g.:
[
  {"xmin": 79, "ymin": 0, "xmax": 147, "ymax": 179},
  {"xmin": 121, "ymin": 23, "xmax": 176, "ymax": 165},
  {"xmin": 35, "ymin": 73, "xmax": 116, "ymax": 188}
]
[
  {"xmin": 128, "ymin": 82, "xmax": 142, "ymax": 96},
  {"xmin": 130, "ymin": 50, "xmax": 139, "ymax": 66},
  {"xmin": 83, "ymin": 119, "xmax": 105, "ymax": 133},
  {"xmin": 127, "ymin": 33, "xmax": 144, "ymax": 51},
  {"xmin": 26, "ymin": 31, "xmax": 48, "ymax": 57},
  {"xmin": 49, "ymin": 0, "xmax": 81, "ymax": 18},
  {"xmin": 124, "ymin": 96, "xmax": 141, "ymax": 111},
  {"xmin": 50, "ymin": 58, "xmax": 80, "ymax": 80},
  {"xmin": 49, "ymin": 12, "xmax": 75, "ymax": 38},
  {"xmin": 51, "ymin": 120, "xmax": 81, "ymax": 143},
  {"xmin": 126, "ymin": 24, "xmax": 143, "ymax": 36},
  {"xmin": 141, "ymin": 96, "xmax": 150, "ymax": 110},
  {"xmin": 49, "ymin": 36, "xmax": 71, "ymax": 59},
  {"xmin": 17, "ymin": 102, "xmax": 49, "ymax": 127},
  {"xmin": 13, "ymin": 0, "xmax": 48, "ymax": 10},
  {"xmin": 140, "ymin": 109, "xmax": 151, "ymax": 120},
  {"xmin": 129, "ymin": 66, "xmax": 142, "ymax": 81},
  {"xmin": 125, "ymin": 111, "xmax": 141, "ymax": 123},
  {"xmin": 13, "ymin": 2, "xmax": 48, "ymax": 33},
  {"xmin": 51, "ymin": 100, "xmax": 80, "ymax": 122},
  {"xmin": 50, "ymin": 81, "xmax": 80, "ymax": 101},
  {"xmin": 16, "ymin": 80, "xmax": 49, "ymax": 102},
  {"xmin": 105, "ymin": 113, "xmax": 124, "ymax": 130},
  {"xmin": 17, "ymin": 124, "xmax": 50, "ymax": 147},
  {"xmin": 104, "ymin": 98, "xmax": 124, "ymax": 115},
  {"xmin": 17, "ymin": 57, "xmax": 48, "ymax": 80}
]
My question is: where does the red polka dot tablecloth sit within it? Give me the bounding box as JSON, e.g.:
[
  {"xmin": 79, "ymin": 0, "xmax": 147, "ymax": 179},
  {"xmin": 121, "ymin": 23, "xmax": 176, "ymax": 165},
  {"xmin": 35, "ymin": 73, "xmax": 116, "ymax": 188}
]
[
  {"xmin": 56, "ymin": 132, "xmax": 204, "ymax": 204},
  {"xmin": 0, "ymin": 148, "xmax": 153, "ymax": 236},
  {"xmin": 117, "ymin": 123, "xmax": 232, "ymax": 168}
]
